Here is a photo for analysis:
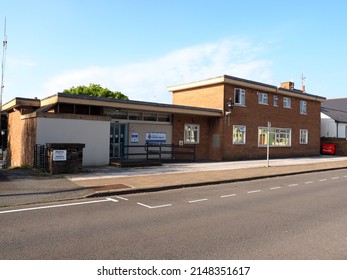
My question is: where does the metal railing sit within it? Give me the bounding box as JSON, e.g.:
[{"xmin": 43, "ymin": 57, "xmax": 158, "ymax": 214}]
[
  {"xmin": 121, "ymin": 143, "xmax": 196, "ymax": 163},
  {"xmin": 34, "ymin": 144, "xmax": 47, "ymax": 171}
]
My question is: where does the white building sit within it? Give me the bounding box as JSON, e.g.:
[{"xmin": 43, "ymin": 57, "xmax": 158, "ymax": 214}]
[{"xmin": 321, "ymin": 98, "xmax": 347, "ymax": 138}]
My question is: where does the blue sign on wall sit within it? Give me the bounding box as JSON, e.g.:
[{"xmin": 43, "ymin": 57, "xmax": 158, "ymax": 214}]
[{"xmin": 146, "ymin": 132, "xmax": 166, "ymax": 143}]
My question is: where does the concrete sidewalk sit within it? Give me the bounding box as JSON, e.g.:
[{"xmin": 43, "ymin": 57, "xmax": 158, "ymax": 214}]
[{"xmin": 1, "ymin": 156, "xmax": 347, "ymax": 207}]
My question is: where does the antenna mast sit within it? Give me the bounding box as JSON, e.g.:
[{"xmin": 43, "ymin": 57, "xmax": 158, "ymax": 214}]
[
  {"xmin": 1, "ymin": 17, "xmax": 7, "ymax": 165},
  {"xmin": 301, "ymin": 73, "xmax": 306, "ymax": 92}
]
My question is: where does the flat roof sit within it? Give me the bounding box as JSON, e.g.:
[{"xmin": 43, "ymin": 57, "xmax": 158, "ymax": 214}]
[
  {"xmin": 167, "ymin": 74, "xmax": 326, "ymax": 102},
  {"xmin": 2, "ymin": 93, "xmax": 223, "ymax": 117}
]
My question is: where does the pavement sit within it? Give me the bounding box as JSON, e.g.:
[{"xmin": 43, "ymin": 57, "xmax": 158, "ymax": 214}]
[{"xmin": 1, "ymin": 155, "xmax": 347, "ymax": 208}]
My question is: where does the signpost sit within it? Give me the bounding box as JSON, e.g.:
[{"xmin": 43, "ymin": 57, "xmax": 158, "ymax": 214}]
[{"xmin": 267, "ymin": 121, "xmax": 271, "ymax": 167}]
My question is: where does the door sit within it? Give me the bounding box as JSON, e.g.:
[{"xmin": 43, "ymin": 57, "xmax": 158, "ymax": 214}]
[{"xmin": 110, "ymin": 123, "xmax": 126, "ymax": 159}]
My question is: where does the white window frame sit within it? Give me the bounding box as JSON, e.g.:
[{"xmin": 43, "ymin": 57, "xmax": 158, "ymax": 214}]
[
  {"xmin": 258, "ymin": 92, "xmax": 268, "ymax": 105},
  {"xmin": 300, "ymin": 129, "xmax": 308, "ymax": 144},
  {"xmin": 300, "ymin": 100, "xmax": 307, "ymax": 114},
  {"xmin": 283, "ymin": 97, "xmax": 291, "ymax": 108},
  {"xmin": 273, "ymin": 95, "xmax": 278, "ymax": 106},
  {"xmin": 234, "ymin": 88, "xmax": 246, "ymax": 106},
  {"xmin": 184, "ymin": 124, "xmax": 200, "ymax": 144},
  {"xmin": 258, "ymin": 127, "xmax": 292, "ymax": 147},
  {"xmin": 233, "ymin": 125, "xmax": 246, "ymax": 144}
]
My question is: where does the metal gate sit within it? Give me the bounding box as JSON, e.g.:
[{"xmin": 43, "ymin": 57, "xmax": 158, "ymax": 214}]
[{"xmin": 34, "ymin": 144, "xmax": 47, "ymax": 171}]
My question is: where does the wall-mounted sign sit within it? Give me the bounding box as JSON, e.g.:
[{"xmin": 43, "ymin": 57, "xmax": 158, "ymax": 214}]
[
  {"xmin": 130, "ymin": 132, "xmax": 139, "ymax": 143},
  {"xmin": 146, "ymin": 132, "xmax": 166, "ymax": 143},
  {"xmin": 53, "ymin": 150, "xmax": 67, "ymax": 161}
]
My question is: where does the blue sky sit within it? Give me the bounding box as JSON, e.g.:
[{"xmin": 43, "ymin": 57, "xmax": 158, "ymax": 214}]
[{"xmin": 1, "ymin": 0, "xmax": 347, "ymax": 104}]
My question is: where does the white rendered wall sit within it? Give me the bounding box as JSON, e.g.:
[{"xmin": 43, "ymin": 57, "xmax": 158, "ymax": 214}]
[{"xmin": 36, "ymin": 117, "xmax": 110, "ymax": 166}]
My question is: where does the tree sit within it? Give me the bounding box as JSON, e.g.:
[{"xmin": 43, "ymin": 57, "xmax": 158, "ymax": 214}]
[{"xmin": 63, "ymin": 83, "xmax": 129, "ymax": 100}]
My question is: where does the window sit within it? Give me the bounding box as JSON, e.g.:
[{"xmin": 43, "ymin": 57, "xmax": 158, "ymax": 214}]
[
  {"xmin": 273, "ymin": 95, "xmax": 278, "ymax": 106},
  {"xmin": 300, "ymin": 100, "xmax": 307, "ymax": 114},
  {"xmin": 300, "ymin": 129, "xmax": 308, "ymax": 144},
  {"xmin": 234, "ymin": 88, "xmax": 246, "ymax": 106},
  {"xmin": 143, "ymin": 113, "xmax": 157, "ymax": 121},
  {"xmin": 258, "ymin": 127, "xmax": 291, "ymax": 147},
  {"xmin": 283, "ymin": 97, "xmax": 291, "ymax": 108},
  {"xmin": 184, "ymin": 124, "xmax": 200, "ymax": 144},
  {"xmin": 258, "ymin": 93, "xmax": 268, "ymax": 105},
  {"xmin": 233, "ymin": 125, "xmax": 246, "ymax": 144}
]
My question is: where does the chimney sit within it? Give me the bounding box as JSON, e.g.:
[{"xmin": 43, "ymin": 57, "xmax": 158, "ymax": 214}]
[
  {"xmin": 302, "ymin": 85, "xmax": 306, "ymax": 92},
  {"xmin": 280, "ymin": 82, "xmax": 294, "ymax": 90}
]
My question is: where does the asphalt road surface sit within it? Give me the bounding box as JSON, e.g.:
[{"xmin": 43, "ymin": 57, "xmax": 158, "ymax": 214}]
[{"xmin": 1, "ymin": 169, "xmax": 347, "ymax": 259}]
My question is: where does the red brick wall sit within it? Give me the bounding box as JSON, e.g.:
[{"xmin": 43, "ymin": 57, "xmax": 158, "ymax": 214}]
[
  {"xmin": 7, "ymin": 111, "xmax": 37, "ymax": 167},
  {"xmin": 223, "ymin": 84, "xmax": 321, "ymax": 160},
  {"xmin": 321, "ymin": 137, "xmax": 347, "ymax": 156},
  {"xmin": 172, "ymin": 84, "xmax": 225, "ymax": 110},
  {"xmin": 172, "ymin": 114, "xmax": 221, "ymax": 161},
  {"xmin": 172, "ymin": 83, "xmax": 322, "ymax": 161}
]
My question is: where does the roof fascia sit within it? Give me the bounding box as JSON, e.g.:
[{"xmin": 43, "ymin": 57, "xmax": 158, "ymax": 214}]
[
  {"xmin": 168, "ymin": 75, "xmax": 326, "ymax": 102},
  {"xmin": 41, "ymin": 93, "xmax": 223, "ymax": 117},
  {"xmin": 1, "ymin": 97, "xmax": 41, "ymax": 112}
]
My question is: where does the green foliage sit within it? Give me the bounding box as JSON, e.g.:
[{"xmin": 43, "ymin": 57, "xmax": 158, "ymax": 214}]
[{"xmin": 63, "ymin": 83, "xmax": 129, "ymax": 100}]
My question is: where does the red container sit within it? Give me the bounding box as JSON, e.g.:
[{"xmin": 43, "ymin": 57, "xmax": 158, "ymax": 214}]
[{"xmin": 321, "ymin": 143, "xmax": 336, "ymax": 155}]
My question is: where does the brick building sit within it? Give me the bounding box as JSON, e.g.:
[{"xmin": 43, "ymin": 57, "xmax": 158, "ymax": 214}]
[
  {"xmin": 1, "ymin": 75, "xmax": 326, "ymax": 168},
  {"xmin": 169, "ymin": 75, "xmax": 326, "ymax": 161}
]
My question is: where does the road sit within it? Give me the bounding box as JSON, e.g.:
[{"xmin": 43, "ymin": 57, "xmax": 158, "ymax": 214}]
[{"xmin": 1, "ymin": 169, "xmax": 347, "ymax": 259}]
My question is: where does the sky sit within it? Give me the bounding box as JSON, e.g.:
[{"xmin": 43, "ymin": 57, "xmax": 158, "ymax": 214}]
[{"xmin": 1, "ymin": 0, "xmax": 347, "ymax": 104}]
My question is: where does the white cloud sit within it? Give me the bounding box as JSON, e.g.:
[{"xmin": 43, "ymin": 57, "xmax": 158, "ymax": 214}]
[{"xmin": 42, "ymin": 38, "xmax": 272, "ymax": 104}]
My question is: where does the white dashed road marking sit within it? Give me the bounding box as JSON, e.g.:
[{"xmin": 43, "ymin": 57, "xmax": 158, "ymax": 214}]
[
  {"xmin": 331, "ymin": 177, "xmax": 339, "ymax": 180},
  {"xmin": 270, "ymin": 186, "xmax": 282, "ymax": 190},
  {"xmin": 188, "ymin": 199, "xmax": 208, "ymax": 203},
  {"xmin": 247, "ymin": 190, "xmax": 261, "ymax": 194},
  {"xmin": 288, "ymin": 184, "xmax": 299, "ymax": 187},
  {"xmin": 221, "ymin": 194, "xmax": 237, "ymax": 198},
  {"xmin": 319, "ymin": 179, "xmax": 327, "ymax": 182},
  {"xmin": 305, "ymin": 181, "xmax": 314, "ymax": 184}
]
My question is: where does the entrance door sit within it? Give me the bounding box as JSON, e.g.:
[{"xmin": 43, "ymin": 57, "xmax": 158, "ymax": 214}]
[{"xmin": 110, "ymin": 123, "xmax": 126, "ymax": 159}]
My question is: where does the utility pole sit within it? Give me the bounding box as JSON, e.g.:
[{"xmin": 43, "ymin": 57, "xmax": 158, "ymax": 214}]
[{"xmin": 0, "ymin": 17, "xmax": 7, "ymax": 166}]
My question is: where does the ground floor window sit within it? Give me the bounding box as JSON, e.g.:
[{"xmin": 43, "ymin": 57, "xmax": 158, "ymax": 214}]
[
  {"xmin": 300, "ymin": 129, "xmax": 308, "ymax": 144},
  {"xmin": 184, "ymin": 124, "xmax": 200, "ymax": 144},
  {"xmin": 258, "ymin": 127, "xmax": 291, "ymax": 147},
  {"xmin": 233, "ymin": 125, "xmax": 246, "ymax": 144}
]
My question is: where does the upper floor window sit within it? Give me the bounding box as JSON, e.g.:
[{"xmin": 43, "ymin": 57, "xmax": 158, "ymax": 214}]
[
  {"xmin": 283, "ymin": 97, "xmax": 291, "ymax": 108},
  {"xmin": 273, "ymin": 95, "xmax": 278, "ymax": 106},
  {"xmin": 300, "ymin": 100, "xmax": 307, "ymax": 114},
  {"xmin": 258, "ymin": 93, "xmax": 268, "ymax": 105},
  {"xmin": 234, "ymin": 88, "xmax": 246, "ymax": 106},
  {"xmin": 184, "ymin": 124, "xmax": 200, "ymax": 144}
]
